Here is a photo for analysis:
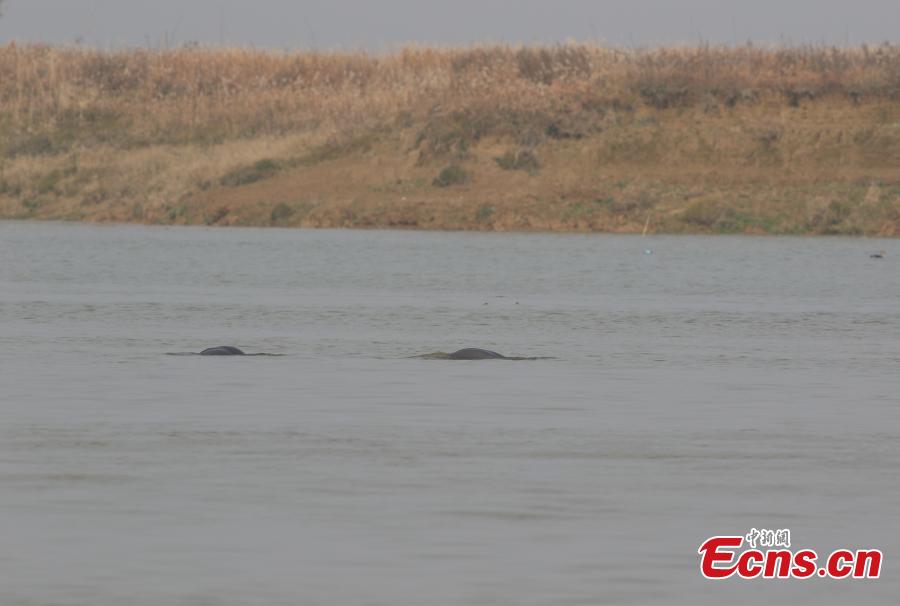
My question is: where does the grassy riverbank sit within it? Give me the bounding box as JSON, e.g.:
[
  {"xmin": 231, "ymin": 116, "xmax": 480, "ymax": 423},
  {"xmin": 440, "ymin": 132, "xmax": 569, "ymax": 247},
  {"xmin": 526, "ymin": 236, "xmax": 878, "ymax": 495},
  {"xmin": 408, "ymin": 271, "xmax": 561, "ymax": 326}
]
[{"xmin": 1, "ymin": 43, "xmax": 899, "ymax": 234}]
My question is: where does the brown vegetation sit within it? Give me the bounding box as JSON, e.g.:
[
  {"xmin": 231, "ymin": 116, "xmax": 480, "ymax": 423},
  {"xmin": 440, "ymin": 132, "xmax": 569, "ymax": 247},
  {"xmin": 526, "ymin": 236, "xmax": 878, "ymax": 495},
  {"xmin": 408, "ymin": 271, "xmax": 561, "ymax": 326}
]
[{"xmin": 1, "ymin": 42, "xmax": 899, "ymax": 234}]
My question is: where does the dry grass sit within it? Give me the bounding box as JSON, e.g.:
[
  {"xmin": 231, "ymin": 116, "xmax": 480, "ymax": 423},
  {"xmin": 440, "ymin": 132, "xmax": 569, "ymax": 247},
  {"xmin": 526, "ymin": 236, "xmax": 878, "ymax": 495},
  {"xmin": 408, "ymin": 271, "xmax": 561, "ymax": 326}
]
[
  {"xmin": 3, "ymin": 42, "xmax": 899, "ymax": 146},
  {"xmin": 1, "ymin": 42, "xmax": 900, "ymax": 234}
]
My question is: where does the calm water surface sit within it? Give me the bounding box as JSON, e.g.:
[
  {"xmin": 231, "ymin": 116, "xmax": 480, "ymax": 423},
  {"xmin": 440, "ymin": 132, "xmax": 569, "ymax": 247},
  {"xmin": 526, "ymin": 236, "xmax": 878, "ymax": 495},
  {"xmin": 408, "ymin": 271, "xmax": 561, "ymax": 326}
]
[{"xmin": 1, "ymin": 222, "xmax": 898, "ymax": 605}]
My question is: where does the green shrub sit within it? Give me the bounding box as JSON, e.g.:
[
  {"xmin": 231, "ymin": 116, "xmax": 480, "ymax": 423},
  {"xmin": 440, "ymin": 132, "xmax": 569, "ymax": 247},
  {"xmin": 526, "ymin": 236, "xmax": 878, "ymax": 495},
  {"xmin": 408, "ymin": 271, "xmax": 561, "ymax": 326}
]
[
  {"xmin": 476, "ymin": 204, "xmax": 495, "ymax": 222},
  {"xmin": 432, "ymin": 163, "xmax": 470, "ymax": 187},
  {"xmin": 270, "ymin": 202, "xmax": 296, "ymax": 223},
  {"xmin": 220, "ymin": 159, "xmax": 280, "ymax": 187},
  {"xmin": 494, "ymin": 149, "xmax": 540, "ymax": 175},
  {"xmin": 682, "ymin": 198, "xmax": 732, "ymax": 227},
  {"xmin": 22, "ymin": 197, "xmax": 42, "ymax": 212},
  {"xmin": 204, "ymin": 206, "xmax": 229, "ymax": 224},
  {"xmin": 6, "ymin": 135, "xmax": 58, "ymax": 158},
  {"xmin": 35, "ymin": 171, "xmax": 61, "ymax": 194}
]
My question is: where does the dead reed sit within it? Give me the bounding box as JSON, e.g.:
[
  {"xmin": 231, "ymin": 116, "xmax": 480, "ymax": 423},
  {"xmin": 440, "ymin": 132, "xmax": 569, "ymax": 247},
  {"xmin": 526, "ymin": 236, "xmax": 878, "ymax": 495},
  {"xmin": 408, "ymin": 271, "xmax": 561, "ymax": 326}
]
[{"xmin": 2, "ymin": 42, "xmax": 900, "ymax": 155}]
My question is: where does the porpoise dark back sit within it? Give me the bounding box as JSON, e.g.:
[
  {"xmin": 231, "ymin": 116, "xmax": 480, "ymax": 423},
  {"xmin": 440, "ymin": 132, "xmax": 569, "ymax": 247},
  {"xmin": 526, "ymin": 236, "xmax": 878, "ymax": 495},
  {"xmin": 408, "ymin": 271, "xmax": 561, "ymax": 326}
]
[
  {"xmin": 200, "ymin": 346, "xmax": 245, "ymax": 356},
  {"xmin": 447, "ymin": 348, "xmax": 505, "ymax": 360}
]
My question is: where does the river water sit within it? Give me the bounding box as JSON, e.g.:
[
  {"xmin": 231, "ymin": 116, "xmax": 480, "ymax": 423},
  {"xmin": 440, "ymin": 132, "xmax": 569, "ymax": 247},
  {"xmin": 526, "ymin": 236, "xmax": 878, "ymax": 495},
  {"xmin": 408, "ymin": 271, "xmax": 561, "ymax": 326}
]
[{"xmin": 1, "ymin": 222, "xmax": 898, "ymax": 605}]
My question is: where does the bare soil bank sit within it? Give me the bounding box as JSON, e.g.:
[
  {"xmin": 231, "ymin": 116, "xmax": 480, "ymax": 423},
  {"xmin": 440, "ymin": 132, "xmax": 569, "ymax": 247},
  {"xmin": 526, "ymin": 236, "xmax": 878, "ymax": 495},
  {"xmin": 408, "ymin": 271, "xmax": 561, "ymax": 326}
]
[{"xmin": 1, "ymin": 43, "xmax": 899, "ymax": 234}]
